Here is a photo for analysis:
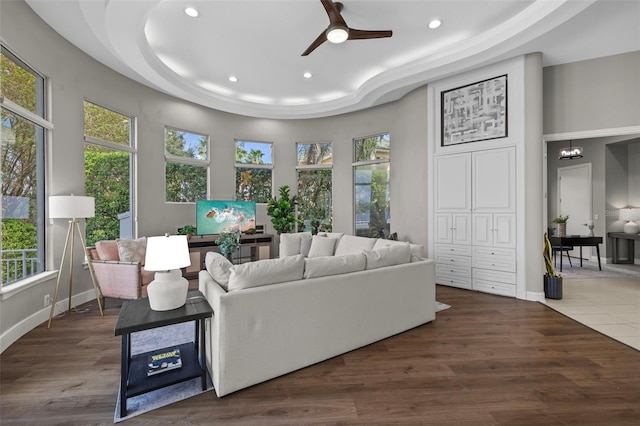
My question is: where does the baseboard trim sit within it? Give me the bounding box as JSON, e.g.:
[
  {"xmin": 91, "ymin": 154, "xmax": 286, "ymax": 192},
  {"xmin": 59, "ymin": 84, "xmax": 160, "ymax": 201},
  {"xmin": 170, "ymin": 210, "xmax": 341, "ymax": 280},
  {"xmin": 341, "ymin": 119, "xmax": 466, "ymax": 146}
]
[{"xmin": 0, "ymin": 289, "xmax": 97, "ymax": 354}]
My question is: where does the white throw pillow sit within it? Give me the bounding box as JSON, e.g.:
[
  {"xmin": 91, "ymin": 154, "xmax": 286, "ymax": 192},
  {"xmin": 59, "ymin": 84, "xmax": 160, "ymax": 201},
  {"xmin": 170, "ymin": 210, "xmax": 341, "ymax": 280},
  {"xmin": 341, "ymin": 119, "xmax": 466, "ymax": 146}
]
[
  {"xmin": 363, "ymin": 243, "xmax": 411, "ymax": 270},
  {"xmin": 116, "ymin": 237, "xmax": 147, "ymax": 263},
  {"xmin": 299, "ymin": 233, "xmax": 313, "ymax": 257},
  {"xmin": 227, "ymin": 254, "xmax": 305, "ymax": 291},
  {"xmin": 303, "ymin": 253, "xmax": 366, "ymax": 279},
  {"xmin": 373, "ymin": 238, "xmax": 425, "ymax": 260},
  {"xmin": 307, "ymin": 235, "xmax": 338, "ymax": 257},
  {"xmin": 334, "ymin": 235, "xmax": 377, "ymax": 256},
  {"xmin": 205, "ymin": 251, "xmax": 233, "ymax": 291},
  {"xmin": 317, "ymin": 232, "xmax": 344, "ymax": 240}
]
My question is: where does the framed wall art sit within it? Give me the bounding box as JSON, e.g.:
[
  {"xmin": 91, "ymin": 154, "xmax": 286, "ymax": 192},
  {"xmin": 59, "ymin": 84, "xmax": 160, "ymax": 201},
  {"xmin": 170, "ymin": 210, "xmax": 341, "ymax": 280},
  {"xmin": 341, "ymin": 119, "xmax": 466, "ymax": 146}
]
[{"xmin": 441, "ymin": 74, "xmax": 508, "ymax": 146}]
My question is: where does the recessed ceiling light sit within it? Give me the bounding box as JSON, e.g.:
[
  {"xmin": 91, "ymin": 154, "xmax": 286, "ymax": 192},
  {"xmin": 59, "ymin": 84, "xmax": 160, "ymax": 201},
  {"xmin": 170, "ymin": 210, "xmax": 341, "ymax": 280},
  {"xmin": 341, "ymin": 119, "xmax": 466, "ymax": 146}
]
[
  {"xmin": 228, "ymin": 76, "xmax": 238, "ymax": 82},
  {"xmin": 303, "ymin": 72, "xmax": 313, "ymax": 79},
  {"xmin": 184, "ymin": 7, "xmax": 199, "ymax": 18},
  {"xmin": 428, "ymin": 19, "xmax": 442, "ymax": 29}
]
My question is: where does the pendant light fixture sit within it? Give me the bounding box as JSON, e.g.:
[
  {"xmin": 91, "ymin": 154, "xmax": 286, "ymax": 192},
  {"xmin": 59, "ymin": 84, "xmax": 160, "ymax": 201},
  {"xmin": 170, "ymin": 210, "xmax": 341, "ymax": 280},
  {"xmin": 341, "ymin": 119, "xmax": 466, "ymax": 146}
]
[{"xmin": 558, "ymin": 140, "xmax": 584, "ymax": 160}]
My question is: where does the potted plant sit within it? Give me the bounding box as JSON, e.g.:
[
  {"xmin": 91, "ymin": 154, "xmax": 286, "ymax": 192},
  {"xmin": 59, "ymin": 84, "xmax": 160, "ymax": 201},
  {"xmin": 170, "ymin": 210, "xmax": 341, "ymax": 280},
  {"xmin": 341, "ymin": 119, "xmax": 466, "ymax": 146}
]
[
  {"xmin": 215, "ymin": 229, "xmax": 241, "ymax": 262},
  {"xmin": 543, "ymin": 232, "xmax": 562, "ymax": 299},
  {"xmin": 178, "ymin": 224, "xmax": 195, "ymax": 239},
  {"xmin": 552, "ymin": 214, "xmax": 569, "ymax": 237},
  {"xmin": 266, "ymin": 185, "xmax": 299, "ymax": 234}
]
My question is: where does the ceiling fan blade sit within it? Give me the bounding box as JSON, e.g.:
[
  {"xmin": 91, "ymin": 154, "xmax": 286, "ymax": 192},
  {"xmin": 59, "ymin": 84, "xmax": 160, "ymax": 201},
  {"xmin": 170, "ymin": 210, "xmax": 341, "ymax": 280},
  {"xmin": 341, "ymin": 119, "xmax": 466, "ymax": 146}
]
[
  {"xmin": 302, "ymin": 31, "xmax": 328, "ymax": 56},
  {"xmin": 321, "ymin": 0, "xmax": 347, "ymax": 27},
  {"xmin": 347, "ymin": 29, "xmax": 393, "ymax": 40}
]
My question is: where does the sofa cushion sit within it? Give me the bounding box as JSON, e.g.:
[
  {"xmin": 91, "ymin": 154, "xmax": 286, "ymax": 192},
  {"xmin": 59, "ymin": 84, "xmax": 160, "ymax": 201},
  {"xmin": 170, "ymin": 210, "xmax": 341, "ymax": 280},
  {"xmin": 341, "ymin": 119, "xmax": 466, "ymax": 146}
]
[
  {"xmin": 363, "ymin": 243, "xmax": 411, "ymax": 270},
  {"xmin": 95, "ymin": 240, "xmax": 120, "ymax": 261},
  {"xmin": 334, "ymin": 235, "xmax": 377, "ymax": 256},
  {"xmin": 205, "ymin": 251, "xmax": 233, "ymax": 291},
  {"xmin": 373, "ymin": 238, "xmax": 425, "ymax": 261},
  {"xmin": 307, "ymin": 235, "xmax": 338, "ymax": 257},
  {"xmin": 116, "ymin": 237, "xmax": 147, "ymax": 263},
  {"xmin": 280, "ymin": 232, "xmax": 312, "ymax": 257},
  {"xmin": 303, "ymin": 253, "xmax": 366, "ymax": 279},
  {"xmin": 227, "ymin": 254, "xmax": 305, "ymax": 291}
]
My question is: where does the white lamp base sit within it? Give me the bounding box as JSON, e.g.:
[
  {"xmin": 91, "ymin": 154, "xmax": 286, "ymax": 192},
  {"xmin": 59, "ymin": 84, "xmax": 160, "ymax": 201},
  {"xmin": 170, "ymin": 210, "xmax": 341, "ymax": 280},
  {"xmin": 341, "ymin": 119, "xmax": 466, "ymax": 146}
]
[
  {"xmin": 623, "ymin": 220, "xmax": 639, "ymax": 234},
  {"xmin": 146, "ymin": 269, "xmax": 189, "ymax": 311}
]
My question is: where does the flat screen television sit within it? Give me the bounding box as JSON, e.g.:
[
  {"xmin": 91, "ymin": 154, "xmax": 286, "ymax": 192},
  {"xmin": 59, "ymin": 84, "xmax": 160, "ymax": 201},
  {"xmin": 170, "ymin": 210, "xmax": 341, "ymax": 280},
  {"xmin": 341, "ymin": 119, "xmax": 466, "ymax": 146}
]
[{"xmin": 196, "ymin": 200, "xmax": 256, "ymax": 235}]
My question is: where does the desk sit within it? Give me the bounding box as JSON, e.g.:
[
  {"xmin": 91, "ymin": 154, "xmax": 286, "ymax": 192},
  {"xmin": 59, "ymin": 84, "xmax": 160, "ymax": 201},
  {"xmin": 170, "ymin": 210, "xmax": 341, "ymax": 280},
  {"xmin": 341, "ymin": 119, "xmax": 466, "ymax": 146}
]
[
  {"xmin": 114, "ymin": 291, "xmax": 213, "ymax": 418},
  {"xmin": 608, "ymin": 232, "xmax": 640, "ymax": 264},
  {"xmin": 549, "ymin": 235, "xmax": 602, "ymax": 272}
]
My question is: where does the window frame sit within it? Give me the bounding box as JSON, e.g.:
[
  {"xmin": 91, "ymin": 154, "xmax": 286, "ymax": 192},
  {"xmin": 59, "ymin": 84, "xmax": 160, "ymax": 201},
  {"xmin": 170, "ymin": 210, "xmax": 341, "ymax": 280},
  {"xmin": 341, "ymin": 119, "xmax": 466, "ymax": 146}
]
[
  {"xmin": 234, "ymin": 139, "xmax": 274, "ymax": 203},
  {"xmin": 352, "ymin": 133, "xmax": 391, "ymax": 237},
  {"xmin": 1, "ymin": 45, "xmax": 50, "ymax": 289},
  {"xmin": 164, "ymin": 126, "xmax": 210, "ymax": 204}
]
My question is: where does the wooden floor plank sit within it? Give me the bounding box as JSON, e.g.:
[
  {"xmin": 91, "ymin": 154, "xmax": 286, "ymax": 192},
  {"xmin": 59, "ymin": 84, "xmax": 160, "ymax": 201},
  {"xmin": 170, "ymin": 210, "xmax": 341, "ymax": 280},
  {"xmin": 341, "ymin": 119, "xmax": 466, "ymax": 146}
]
[{"xmin": 1, "ymin": 285, "xmax": 639, "ymax": 425}]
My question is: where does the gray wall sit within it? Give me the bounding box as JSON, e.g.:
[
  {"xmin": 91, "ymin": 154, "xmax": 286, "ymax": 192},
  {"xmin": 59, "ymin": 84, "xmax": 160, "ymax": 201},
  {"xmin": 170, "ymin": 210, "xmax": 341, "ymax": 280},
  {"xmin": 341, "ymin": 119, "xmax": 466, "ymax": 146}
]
[{"xmin": 543, "ymin": 51, "xmax": 640, "ymax": 134}]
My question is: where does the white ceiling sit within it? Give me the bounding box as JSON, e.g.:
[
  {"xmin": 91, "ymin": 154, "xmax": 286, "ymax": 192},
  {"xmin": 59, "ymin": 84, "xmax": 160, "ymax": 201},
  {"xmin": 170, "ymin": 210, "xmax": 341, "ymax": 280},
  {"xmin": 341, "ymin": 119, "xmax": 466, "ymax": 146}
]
[{"xmin": 25, "ymin": 0, "xmax": 640, "ymax": 120}]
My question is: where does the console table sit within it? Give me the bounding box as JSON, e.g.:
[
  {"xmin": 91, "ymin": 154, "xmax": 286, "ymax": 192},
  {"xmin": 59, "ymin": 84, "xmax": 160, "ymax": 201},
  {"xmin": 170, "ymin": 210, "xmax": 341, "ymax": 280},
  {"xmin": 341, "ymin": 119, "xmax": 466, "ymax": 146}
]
[
  {"xmin": 183, "ymin": 233, "xmax": 274, "ymax": 279},
  {"xmin": 549, "ymin": 235, "xmax": 602, "ymax": 272},
  {"xmin": 114, "ymin": 291, "xmax": 213, "ymax": 418},
  {"xmin": 608, "ymin": 232, "xmax": 640, "ymax": 264}
]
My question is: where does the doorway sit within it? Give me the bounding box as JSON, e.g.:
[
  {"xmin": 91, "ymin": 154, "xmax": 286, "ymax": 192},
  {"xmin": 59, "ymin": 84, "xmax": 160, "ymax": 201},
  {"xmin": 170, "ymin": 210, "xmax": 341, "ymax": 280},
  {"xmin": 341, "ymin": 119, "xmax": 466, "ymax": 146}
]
[{"xmin": 557, "ymin": 163, "xmax": 592, "ymax": 259}]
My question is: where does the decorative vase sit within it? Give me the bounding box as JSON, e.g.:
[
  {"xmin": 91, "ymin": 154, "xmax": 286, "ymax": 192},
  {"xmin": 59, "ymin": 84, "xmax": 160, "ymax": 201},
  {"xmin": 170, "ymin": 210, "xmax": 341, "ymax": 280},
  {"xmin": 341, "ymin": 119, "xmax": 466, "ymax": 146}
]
[
  {"xmin": 558, "ymin": 223, "xmax": 567, "ymax": 237},
  {"xmin": 544, "ymin": 275, "xmax": 563, "ymax": 300}
]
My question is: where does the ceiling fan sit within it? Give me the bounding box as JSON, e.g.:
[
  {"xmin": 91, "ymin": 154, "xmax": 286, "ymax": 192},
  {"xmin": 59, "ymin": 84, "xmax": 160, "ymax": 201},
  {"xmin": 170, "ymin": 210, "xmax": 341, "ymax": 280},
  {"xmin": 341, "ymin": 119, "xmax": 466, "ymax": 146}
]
[{"xmin": 302, "ymin": 0, "xmax": 393, "ymax": 56}]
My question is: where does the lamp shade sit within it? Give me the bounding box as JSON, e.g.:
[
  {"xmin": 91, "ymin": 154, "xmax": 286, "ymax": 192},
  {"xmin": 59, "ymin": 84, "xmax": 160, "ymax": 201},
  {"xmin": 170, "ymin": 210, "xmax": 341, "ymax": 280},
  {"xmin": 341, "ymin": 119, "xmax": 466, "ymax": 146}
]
[
  {"xmin": 619, "ymin": 208, "xmax": 635, "ymax": 221},
  {"xmin": 49, "ymin": 195, "xmax": 95, "ymax": 219},
  {"xmin": 144, "ymin": 234, "xmax": 191, "ymax": 271}
]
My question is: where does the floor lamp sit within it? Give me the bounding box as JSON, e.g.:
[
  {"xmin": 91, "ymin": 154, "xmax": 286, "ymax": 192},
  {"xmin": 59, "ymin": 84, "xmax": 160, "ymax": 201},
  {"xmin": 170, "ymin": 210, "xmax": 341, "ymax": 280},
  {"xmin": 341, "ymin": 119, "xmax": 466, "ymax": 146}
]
[{"xmin": 48, "ymin": 195, "xmax": 103, "ymax": 328}]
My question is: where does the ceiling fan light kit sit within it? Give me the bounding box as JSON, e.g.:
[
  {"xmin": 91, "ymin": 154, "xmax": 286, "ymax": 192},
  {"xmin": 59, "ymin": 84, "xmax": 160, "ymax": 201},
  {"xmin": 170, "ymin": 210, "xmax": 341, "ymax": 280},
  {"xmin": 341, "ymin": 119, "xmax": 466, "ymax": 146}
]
[{"xmin": 302, "ymin": 0, "xmax": 393, "ymax": 56}]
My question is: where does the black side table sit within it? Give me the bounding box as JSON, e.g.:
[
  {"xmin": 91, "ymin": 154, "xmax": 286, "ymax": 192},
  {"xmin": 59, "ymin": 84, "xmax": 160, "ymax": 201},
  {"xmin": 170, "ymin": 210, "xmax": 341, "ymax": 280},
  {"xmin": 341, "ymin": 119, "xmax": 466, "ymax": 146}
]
[{"xmin": 114, "ymin": 291, "xmax": 213, "ymax": 418}]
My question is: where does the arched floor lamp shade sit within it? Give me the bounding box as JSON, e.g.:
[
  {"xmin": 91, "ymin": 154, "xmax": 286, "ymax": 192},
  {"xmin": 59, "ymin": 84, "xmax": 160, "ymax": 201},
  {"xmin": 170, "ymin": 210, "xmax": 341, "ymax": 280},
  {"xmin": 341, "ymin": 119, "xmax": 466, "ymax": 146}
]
[{"xmin": 48, "ymin": 195, "xmax": 103, "ymax": 327}]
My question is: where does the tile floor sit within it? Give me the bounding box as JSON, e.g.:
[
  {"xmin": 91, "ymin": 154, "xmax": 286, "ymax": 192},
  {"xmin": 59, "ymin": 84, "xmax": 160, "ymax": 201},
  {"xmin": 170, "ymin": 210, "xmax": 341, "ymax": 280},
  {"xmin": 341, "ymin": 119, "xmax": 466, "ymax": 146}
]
[{"xmin": 545, "ymin": 263, "xmax": 640, "ymax": 351}]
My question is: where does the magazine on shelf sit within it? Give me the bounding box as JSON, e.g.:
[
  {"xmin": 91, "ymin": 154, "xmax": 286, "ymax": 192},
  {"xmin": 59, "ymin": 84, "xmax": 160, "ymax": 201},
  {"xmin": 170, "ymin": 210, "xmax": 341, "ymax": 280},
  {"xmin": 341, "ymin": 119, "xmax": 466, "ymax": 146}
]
[{"xmin": 147, "ymin": 347, "xmax": 182, "ymax": 376}]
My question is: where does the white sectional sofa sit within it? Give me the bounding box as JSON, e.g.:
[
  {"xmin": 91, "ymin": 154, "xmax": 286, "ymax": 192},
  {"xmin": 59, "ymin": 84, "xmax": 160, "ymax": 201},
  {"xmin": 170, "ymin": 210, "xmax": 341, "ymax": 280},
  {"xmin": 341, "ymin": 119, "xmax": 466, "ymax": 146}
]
[{"xmin": 198, "ymin": 232, "xmax": 436, "ymax": 397}]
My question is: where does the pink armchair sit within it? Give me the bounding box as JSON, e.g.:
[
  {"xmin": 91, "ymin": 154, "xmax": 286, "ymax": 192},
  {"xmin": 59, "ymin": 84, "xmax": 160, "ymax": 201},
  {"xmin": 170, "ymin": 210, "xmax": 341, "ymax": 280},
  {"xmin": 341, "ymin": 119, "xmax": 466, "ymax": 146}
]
[{"xmin": 87, "ymin": 239, "xmax": 154, "ymax": 307}]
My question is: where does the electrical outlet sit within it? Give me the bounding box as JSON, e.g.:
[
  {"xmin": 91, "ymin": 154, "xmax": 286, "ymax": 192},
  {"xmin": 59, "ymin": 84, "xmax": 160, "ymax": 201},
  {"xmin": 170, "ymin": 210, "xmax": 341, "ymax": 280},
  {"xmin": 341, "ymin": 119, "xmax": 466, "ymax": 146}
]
[
  {"xmin": 44, "ymin": 294, "xmax": 51, "ymax": 307},
  {"xmin": 594, "ymin": 214, "xmax": 599, "ymax": 220}
]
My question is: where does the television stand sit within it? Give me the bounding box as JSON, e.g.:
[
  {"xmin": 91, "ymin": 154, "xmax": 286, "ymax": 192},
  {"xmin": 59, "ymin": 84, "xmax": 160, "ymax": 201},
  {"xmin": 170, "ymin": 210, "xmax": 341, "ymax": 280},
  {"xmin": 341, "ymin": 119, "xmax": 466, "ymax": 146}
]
[{"xmin": 183, "ymin": 233, "xmax": 274, "ymax": 279}]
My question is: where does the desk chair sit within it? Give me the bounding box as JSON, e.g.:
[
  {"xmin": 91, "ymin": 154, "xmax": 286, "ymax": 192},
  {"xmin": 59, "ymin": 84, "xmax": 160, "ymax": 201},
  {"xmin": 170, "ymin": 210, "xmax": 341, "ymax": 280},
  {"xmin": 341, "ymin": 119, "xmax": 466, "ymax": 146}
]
[{"xmin": 549, "ymin": 228, "xmax": 573, "ymax": 268}]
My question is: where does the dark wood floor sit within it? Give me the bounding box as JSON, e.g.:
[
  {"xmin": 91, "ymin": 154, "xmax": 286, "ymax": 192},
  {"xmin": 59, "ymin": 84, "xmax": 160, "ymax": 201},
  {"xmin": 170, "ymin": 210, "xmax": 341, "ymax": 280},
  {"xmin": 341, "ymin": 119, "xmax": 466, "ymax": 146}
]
[{"xmin": 2, "ymin": 285, "xmax": 639, "ymax": 425}]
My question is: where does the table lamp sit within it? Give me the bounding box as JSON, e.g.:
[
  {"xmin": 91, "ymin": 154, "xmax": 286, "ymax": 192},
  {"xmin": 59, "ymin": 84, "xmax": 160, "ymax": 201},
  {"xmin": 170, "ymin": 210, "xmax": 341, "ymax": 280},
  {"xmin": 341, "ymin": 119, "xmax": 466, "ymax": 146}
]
[
  {"xmin": 144, "ymin": 234, "xmax": 191, "ymax": 311},
  {"xmin": 619, "ymin": 208, "xmax": 640, "ymax": 234},
  {"xmin": 48, "ymin": 195, "xmax": 103, "ymax": 328}
]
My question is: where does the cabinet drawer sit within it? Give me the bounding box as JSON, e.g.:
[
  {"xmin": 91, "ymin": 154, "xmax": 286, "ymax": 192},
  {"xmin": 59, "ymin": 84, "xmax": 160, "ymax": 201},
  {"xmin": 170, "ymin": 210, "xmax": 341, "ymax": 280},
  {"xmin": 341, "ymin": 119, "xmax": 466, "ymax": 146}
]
[
  {"xmin": 436, "ymin": 264, "xmax": 471, "ymax": 277},
  {"xmin": 472, "ymin": 268, "xmax": 515, "ymax": 285},
  {"xmin": 436, "ymin": 253, "xmax": 472, "ymax": 268},
  {"xmin": 472, "ymin": 257, "xmax": 516, "ymax": 273},
  {"xmin": 472, "ymin": 246, "xmax": 515, "ymax": 259},
  {"xmin": 436, "ymin": 273, "xmax": 472, "ymax": 290},
  {"xmin": 473, "ymin": 279, "xmax": 516, "ymax": 297},
  {"xmin": 435, "ymin": 244, "xmax": 472, "ymax": 256},
  {"xmin": 472, "ymin": 247, "xmax": 515, "ymax": 272}
]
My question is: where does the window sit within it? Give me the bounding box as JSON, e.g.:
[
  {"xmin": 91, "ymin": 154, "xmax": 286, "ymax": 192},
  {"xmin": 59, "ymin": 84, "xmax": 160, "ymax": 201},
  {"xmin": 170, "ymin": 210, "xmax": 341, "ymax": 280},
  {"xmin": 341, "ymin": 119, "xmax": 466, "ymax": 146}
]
[
  {"xmin": 165, "ymin": 127, "xmax": 208, "ymax": 203},
  {"xmin": 84, "ymin": 101, "xmax": 134, "ymax": 245},
  {"xmin": 1, "ymin": 47, "xmax": 48, "ymax": 286},
  {"xmin": 353, "ymin": 133, "xmax": 390, "ymax": 237},
  {"xmin": 235, "ymin": 140, "xmax": 272, "ymax": 203},
  {"xmin": 296, "ymin": 143, "xmax": 333, "ymax": 233}
]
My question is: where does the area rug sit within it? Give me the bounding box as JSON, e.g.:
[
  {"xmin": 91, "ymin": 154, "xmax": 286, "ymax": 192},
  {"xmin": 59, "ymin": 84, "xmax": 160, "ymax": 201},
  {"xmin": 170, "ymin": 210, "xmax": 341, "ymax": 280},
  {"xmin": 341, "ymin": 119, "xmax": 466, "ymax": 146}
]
[
  {"xmin": 114, "ymin": 322, "xmax": 214, "ymax": 423},
  {"xmin": 435, "ymin": 301, "xmax": 451, "ymax": 312},
  {"xmin": 555, "ymin": 257, "xmax": 640, "ymax": 279}
]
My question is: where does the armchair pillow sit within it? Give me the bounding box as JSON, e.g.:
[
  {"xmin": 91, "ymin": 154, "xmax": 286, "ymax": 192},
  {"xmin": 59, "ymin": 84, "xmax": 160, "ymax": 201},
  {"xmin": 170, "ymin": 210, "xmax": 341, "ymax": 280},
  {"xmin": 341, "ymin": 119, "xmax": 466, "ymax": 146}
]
[
  {"xmin": 116, "ymin": 237, "xmax": 147, "ymax": 263},
  {"xmin": 95, "ymin": 240, "xmax": 120, "ymax": 261}
]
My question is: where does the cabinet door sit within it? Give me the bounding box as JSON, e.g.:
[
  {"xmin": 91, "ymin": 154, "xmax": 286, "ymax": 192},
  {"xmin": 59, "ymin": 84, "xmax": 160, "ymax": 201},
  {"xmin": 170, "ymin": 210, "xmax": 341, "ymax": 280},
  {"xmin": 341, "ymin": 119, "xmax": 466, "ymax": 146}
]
[
  {"xmin": 435, "ymin": 153, "xmax": 471, "ymax": 212},
  {"xmin": 452, "ymin": 213, "xmax": 471, "ymax": 245},
  {"xmin": 493, "ymin": 214, "xmax": 516, "ymax": 248},
  {"xmin": 472, "ymin": 147, "xmax": 515, "ymax": 212},
  {"xmin": 434, "ymin": 213, "xmax": 453, "ymax": 243},
  {"xmin": 472, "ymin": 214, "xmax": 493, "ymax": 246}
]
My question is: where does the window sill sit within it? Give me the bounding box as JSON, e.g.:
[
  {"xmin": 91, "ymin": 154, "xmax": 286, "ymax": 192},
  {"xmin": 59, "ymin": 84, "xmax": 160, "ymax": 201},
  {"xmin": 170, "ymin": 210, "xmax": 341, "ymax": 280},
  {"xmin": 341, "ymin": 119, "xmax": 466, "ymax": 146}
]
[{"xmin": 0, "ymin": 271, "xmax": 58, "ymax": 301}]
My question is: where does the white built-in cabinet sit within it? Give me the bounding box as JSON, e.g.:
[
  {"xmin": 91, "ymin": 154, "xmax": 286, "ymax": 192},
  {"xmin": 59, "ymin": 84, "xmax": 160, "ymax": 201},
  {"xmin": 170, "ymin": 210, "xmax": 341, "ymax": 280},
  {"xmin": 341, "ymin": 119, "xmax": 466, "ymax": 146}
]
[{"xmin": 434, "ymin": 146, "xmax": 516, "ymax": 297}]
